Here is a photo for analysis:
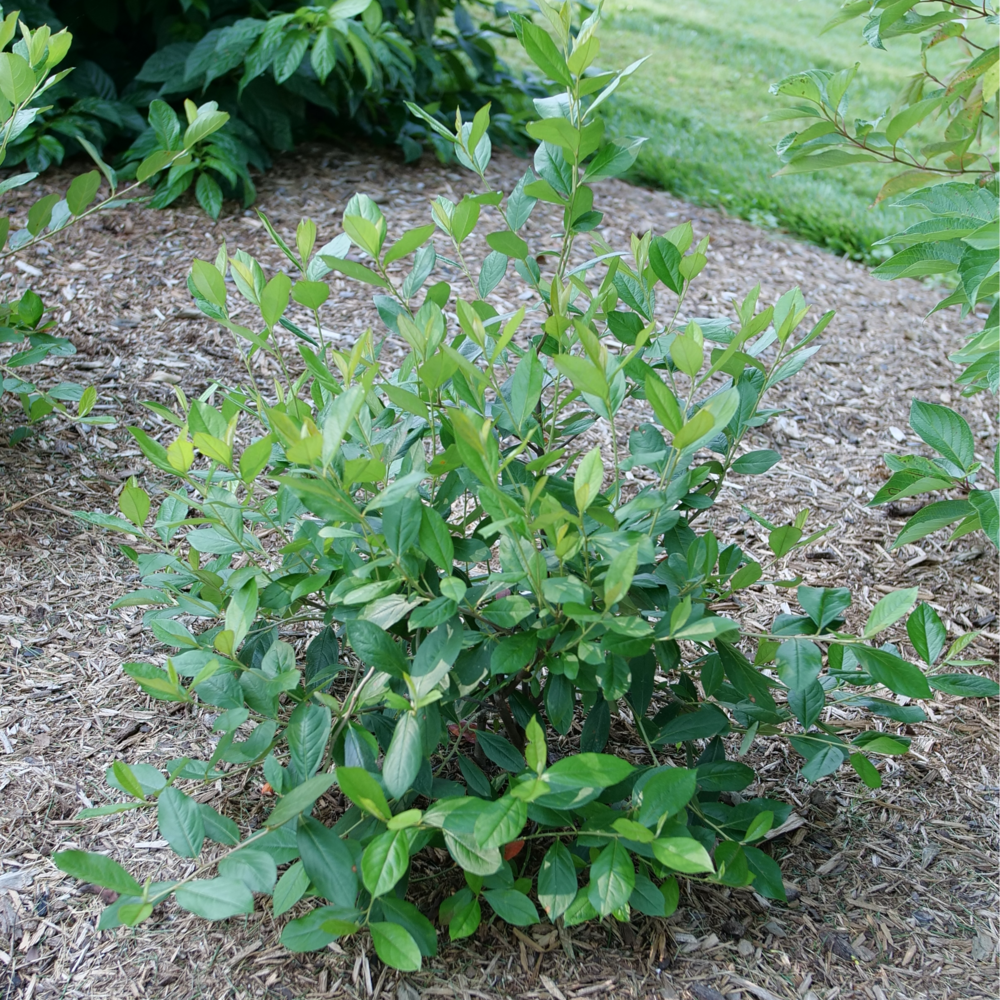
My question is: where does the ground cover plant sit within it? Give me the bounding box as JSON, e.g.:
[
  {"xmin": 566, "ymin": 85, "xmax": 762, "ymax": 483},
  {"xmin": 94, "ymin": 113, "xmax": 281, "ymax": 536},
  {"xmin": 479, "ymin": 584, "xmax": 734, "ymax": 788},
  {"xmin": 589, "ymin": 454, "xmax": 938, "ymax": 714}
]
[
  {"xmin": 12, "ymin": 0, "xmax": 537, "ymax": 214},
  {"xmin": 45, "ymin": 2, "xmax": 999, "ymax": 975},
  {"xmin": 771, "ymin": 0, "xmax": 998, "ymax": 550},
  {"xmin": 0, "ymin": 8, "xmax": 228, "ymax": 439}
]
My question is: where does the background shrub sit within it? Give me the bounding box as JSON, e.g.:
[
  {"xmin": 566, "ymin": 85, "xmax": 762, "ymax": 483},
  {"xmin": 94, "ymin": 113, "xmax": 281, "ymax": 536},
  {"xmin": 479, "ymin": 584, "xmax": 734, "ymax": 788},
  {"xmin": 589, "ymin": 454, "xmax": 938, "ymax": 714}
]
[
  {"xmin": 9, "ymin": 0, "xmax": 537, "ymax": 215},
  {"xmin": 1, "ymin": 11, "xmax": 228, "ymax": 437},
  {"xmin": 771, "ymin": 0, "xmax": 998, "ymax": 548}
]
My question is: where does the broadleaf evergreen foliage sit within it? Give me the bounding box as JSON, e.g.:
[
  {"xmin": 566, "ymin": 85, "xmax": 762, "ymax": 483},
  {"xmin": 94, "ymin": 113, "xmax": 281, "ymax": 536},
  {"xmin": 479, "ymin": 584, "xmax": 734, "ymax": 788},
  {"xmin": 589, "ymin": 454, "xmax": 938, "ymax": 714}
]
[{"xmin": 51, "ymin": 1, "xmax": 997, "ymax": 972}]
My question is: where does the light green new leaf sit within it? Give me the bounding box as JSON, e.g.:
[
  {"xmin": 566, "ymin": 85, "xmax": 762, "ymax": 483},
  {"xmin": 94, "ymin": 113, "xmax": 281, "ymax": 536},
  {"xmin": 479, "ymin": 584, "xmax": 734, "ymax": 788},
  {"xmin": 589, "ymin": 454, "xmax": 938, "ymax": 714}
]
[
  {"xmin": 651, "ymin": 837, "xmax": 715, "ymax": 874},
  {"xmin": 554, "ymin": 354, "xmax": 607, "ymax": 398},
  {"xmin": 336, "ymin": 767, "xmax": 391, "ymax": 821},
  {"xmin": 473, "ymin": 795, "xmax": 528, "ymax": 850},
  {"xmin": 603, "ymin": 543, "xmax": 638, "ymax": 606},
  {"xmin": 864, "ymin": 588, "xmax": 919, "ymax": 639},
  {"xmin": 574, "ymin": 446, "xmax": 604, "ymax": 513},
  {"xmin": 370, "ymin": 921, "xmax": 421, "ymax": 972}
]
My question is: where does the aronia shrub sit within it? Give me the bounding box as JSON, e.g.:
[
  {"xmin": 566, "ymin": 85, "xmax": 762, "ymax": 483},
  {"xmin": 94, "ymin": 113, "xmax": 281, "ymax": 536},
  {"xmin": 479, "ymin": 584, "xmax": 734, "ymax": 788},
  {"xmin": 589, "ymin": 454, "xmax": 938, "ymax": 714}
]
[{"xmin": 53, "ymin": 1, "xmax": 997, "ymax": 971}]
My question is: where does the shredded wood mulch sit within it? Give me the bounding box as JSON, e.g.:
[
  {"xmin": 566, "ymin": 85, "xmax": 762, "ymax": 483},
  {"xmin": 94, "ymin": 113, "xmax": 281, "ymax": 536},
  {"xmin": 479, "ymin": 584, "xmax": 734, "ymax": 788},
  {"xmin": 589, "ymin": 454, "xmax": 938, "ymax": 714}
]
[{"xmin": 0, "ymin": 144, "xmax": 997, "ymax": 1000}]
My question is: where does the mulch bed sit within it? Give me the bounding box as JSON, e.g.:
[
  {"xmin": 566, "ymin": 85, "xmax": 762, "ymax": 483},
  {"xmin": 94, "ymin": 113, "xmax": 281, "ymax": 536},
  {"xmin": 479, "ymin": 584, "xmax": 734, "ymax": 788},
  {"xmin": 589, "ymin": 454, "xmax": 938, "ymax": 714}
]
[{"xmin": 1, "ymin": 143, "xmax": 997, "ymax": 1000}]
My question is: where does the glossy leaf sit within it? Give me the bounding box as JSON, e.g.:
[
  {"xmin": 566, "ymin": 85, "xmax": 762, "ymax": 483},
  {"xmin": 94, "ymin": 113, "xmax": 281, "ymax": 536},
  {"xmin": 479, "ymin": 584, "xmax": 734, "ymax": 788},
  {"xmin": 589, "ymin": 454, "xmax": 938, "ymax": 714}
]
[{"xmin": 587, "ymin": 841, "xmax": 634, "ymax": 916}]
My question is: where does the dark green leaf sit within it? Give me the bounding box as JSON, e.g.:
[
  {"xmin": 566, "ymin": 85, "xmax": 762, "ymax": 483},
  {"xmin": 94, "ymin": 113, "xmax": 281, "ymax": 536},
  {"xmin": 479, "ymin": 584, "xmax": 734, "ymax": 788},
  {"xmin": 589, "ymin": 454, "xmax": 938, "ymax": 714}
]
[
  {"xmin": 788, "ymin": 681, "xmax": 825, "ymax": 729},
  {"xmin": 849, "ymin": 752, "xmax": 882, "ymax": 789},
  {"xmin": 473, "ymin": 795, "xmax": 527, "ymax": 850},
  {"xmin": 852, "ymin": 646, "xmax": 931, "ymax": 699},
  {"xmin": 476, "ymin": 730, "xmax": 525, "ymax": 773},
  {"xmin": 383, "ymin": 713, "xmax": 423, "ymax": 799},
  {"xmin": 655, "ymin": 705, "xmax": 729, "ymax": 744},
  {"xmin": 696, "ymin": 761, "xmax": 755, "ymax": 792},
  {"xmin": 775, "ymin": 639, "xmax": 822, "ymax": 689},
  {"xmin": 273, "ymin": 861, "xmax": 310, "ymax": 916},
  {"xmin": 266, "ymin": 773, "xmax": 337, "ymax": 829},
  {"xmin": 909, "ymin": 400, "xmax": 975, "ymax": 471},
  {"xmin": 799, "ymin": 742, "xmax": 847, "ymax": 782},
  {"xmin": 969, "ymin": 489, "xmax": 999, "ymax": 548},
  {"xmin": 731, "ymin": 450, "xmax": 782, "ymax": 475},
  {"xmin": 478, "ymin": 251, "xmax": 508, "ymax": 297},
  {"xmin": 378, "ymin": 897, "xmax": 437, "ymax": 957},
  {"xmin": 797, "ymin": 586, "xmax": 851, "ymax": 629},
  {"xmin": 928, "ymin": 674, "xmax": 1000, "ymax": 697},
  {"xmin": 297, "ymin": 815, "xmax": 358, "ymax": 908},
  {"xmin": 281, "ymin": 905, "xmax": 357, "ymax": 952},
  {"xmin": 580, "ymin": 698, "xmax": 611, "ymax": 752},
  {"xmin": 287, "ymin": 702, "xmax": 331, "ymax": 784},
  {"xmin": 894, "ymin": 499, "xmax": 974, "ymax": 548},
  {"xmin": 361, "ymin": 830, "xmax": 410, "ymax": 898},
  {"xmin": 743, "ymin": 845, "xmax": 786, "ymax": 900},
  {"xmin": 483, "ymin": 888, "xmax": 539, "ymax": 926},
  {"xmin": 637, "ymin": 767, "xmax": 698, "ymax": 828},
  {"xmin": 629, "ymin": 871, "xmax": 667, "ymax": 916},
  {"xmin": 486, "ymin": 231, "xmax": 529, "ymax": 259},
  {"xmin": 346, "ymin": 620, "xmax": 408, "ymax": 677},
  {"xmin": 218, "ymin": 848, "xmax": 277, "ymax": 893},
  {"xmin": 648, "ymin": 236, "xmax": 683, "ymax": 294}
]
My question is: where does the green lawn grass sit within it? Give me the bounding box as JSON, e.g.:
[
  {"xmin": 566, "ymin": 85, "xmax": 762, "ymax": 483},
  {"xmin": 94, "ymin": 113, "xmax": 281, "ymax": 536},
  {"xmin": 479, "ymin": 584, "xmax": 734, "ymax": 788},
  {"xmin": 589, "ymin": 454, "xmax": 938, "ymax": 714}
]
[{"xmin": 589, "ymin": 0, "xmax": 950, "ymax": 261}]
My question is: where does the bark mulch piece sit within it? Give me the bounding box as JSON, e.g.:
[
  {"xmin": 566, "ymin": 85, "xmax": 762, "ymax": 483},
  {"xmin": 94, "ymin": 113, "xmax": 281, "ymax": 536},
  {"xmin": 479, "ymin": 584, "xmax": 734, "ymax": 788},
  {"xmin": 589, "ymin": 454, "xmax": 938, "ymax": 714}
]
[{"xmin": 1, "ymin": 144, "xmax": 997, "ymax": 1000}]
